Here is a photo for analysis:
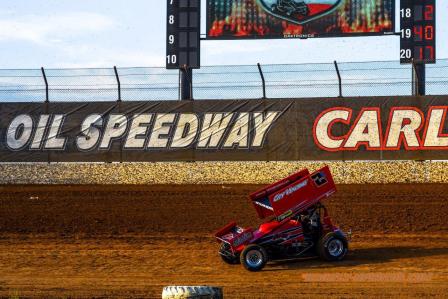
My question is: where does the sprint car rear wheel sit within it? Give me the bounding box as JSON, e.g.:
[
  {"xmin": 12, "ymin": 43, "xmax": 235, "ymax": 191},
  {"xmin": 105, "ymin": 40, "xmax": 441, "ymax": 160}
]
[
  {"xmin": 219, "ymin": 242, "xmax": 239, "ymax": 264},
  {"xmin": 318, "ymin": 232, "xmax": 348, "ymax": 262},
  {"xmin": 240, "ymin": 244, "xmax": 268, "ymax": 271}
]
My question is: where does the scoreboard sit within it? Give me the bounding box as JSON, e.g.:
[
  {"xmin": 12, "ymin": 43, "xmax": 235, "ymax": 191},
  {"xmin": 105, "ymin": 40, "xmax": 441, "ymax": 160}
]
[
  {"xmin": 166, "ymin": 0, "xmax": 201, "ymax": 69},
  {"xmin": 207, "ymin": 0, "xmax": 395, "ymax": 39},
  {"xmin": 400, "ymin": 0, "xmax": 436, "ymax": 64}
]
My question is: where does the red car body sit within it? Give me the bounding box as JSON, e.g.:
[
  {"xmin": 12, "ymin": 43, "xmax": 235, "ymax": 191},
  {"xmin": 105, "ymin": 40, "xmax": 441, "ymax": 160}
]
[{"xmin": 215, "ymin": 166, "xmax": 348, "ymax": 271}]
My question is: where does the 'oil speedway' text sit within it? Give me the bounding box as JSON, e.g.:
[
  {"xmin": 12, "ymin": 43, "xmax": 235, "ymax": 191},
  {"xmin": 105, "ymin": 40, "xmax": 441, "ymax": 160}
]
[{"xmin": 5, "ymin": 112, "xmax": 280, "ymax": 151}]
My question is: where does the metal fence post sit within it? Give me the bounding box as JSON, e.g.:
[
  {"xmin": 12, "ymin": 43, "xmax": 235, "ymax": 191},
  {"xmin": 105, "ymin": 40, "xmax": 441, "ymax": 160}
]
[
  {"xmin": 257, "ymin": 63, "xmax": 267, "ymax": 99},
  {"xmin": 180, "ymin": 65, "xmax": 194, "ymax": 100},
  {"xmin": 334, "ymin": 61, "xmax": 343, "ymax": 98},
  {"xmin": 412, "ymin": 59, "xmax": 416, "ymax": 96},
  {"xmin": 41, "ymin": 67, "xmax": 49, "ymax": 102},
  {"xmin": 41, "ymin": 67, "xmax": 51, "ymax": 164},
  {"xmin": 113, "ymin": 66, "xmax": 123, "ymax": 162},
  {"xmin": 114, "ymin": 66, "xmax": 122, "ymax": 102},
  {"xmin": 178, "ymin": 71, "xmax": 181, "ymax": 100},
  {"xmin": 412, "ymin": 59, "xmax": 426, "ymax": 96}
]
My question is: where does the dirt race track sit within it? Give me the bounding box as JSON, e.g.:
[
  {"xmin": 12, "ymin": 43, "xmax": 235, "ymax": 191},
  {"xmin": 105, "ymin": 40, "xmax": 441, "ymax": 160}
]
[{"xmin": 0, "ymin": 184, "xmax": 447, "ymax": 298}]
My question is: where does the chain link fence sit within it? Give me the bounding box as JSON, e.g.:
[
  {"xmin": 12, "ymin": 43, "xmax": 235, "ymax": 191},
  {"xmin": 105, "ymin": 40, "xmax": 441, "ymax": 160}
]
[{"xmin": 0, "ymin": 59, "xmax": 447, "ymax": 102}]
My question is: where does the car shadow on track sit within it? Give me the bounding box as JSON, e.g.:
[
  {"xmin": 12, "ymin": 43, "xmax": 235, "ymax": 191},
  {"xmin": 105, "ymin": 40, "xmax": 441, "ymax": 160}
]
[{"xmin": 264, "ymin": 246, "xmax": 448, "ymax": 271}]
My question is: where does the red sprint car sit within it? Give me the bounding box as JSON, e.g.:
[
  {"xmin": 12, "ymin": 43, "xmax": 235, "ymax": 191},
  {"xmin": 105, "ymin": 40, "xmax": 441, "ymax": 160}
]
[{"xmin": 215, "ymin": 166, "xmax": 349, "ymax": 271}]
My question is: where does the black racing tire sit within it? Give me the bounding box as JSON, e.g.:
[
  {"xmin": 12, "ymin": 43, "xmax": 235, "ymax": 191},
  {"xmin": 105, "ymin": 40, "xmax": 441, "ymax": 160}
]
[
  {"xmin": 318, "ymin": 232, "xmax": 348, "ymax": 262},
  {"xmin": 240, "ymin": 244, "xmax": 268, "ymax": 271},
  {"xmin": 162, "ymin": 286, "xmax": 223, "ymax": 299},
  {"xmin": 219, "ymin": 243, "xmax": 239, "ymax": 264}
]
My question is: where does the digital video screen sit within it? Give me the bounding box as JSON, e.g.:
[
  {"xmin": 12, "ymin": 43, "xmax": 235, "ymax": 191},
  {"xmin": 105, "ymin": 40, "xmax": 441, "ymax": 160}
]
[{"xmin": 207, "ymin": 0, "xmax": 395, "ymax": 39}]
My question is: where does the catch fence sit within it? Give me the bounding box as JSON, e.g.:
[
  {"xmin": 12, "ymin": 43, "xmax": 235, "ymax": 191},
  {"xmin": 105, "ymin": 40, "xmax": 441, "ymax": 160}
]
[{"xmin": 0, "ymin": 59, "xmax": 447, "ymax": 102}]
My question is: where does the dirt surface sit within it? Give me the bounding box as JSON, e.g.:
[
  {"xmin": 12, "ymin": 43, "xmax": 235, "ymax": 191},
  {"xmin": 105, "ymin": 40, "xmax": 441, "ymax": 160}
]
[{"xmin": 0, "ymin": 184, "xmax": 447, "ymax": 298}]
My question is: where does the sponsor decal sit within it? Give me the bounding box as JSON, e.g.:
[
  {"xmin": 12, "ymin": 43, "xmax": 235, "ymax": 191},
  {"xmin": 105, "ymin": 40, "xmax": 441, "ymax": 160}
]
[
  {"xmin": 273, "ymin": 179, "xmax": 308, "ymax": 202},
  {"xmin": 4, "ymin": 111, "xmax": 280, "ymax": 151},
  {"xmin": 311, "ymin": 171, "xmax": 327, "ymax": 187},
  {"xmin": 277, "ymin": 210, "xmax": 293, "ymax": 221},
  {"xmin": 232, "ymin": 231, "xmax": 253, "ymax": 247},
  {"xmin": 313, "ymin": 106, "xmax": 448, "ymax": 151}
]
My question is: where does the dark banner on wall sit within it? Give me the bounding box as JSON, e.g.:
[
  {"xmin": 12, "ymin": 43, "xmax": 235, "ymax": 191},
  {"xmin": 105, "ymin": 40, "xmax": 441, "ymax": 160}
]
[{"xmin": 1, "ymin": 96, "xmax": 448, "ymax": 162}]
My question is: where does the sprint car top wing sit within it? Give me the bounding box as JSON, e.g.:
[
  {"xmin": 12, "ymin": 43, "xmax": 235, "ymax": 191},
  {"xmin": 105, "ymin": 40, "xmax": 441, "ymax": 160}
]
[{"xmin": 249, "ymin": 166, "xmax": 336, "ymax": 219}]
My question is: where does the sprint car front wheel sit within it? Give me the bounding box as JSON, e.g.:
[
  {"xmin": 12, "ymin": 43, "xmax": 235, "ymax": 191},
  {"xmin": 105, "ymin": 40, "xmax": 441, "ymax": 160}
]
[
  {"xmin": 240, "ymin": 244, "xmax": 268, "ymax": 271},
  {"xmin": 318, "ymin": 232, "xmax": 348, "ymax": 262}
]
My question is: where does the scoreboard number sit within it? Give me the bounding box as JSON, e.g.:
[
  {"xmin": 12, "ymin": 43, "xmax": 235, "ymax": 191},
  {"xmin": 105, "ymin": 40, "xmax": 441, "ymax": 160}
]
[
  {"xmin": 400, "ymin": 8, "xmax": 412, "ymax": 18},
  {"xmin": 400, "ymin": 0, "xmax": 436, "ymax": 64},
  {"xmin": 167, "ymin": 54, "xmax": 177, "ymax": 64},
  {"xmin": 166, "ymin": 0, "xmax": 201, "ymax": 69},
  {"xmin": 400, "ymin": 49, "xmax": 412, "ymax": 59}
]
